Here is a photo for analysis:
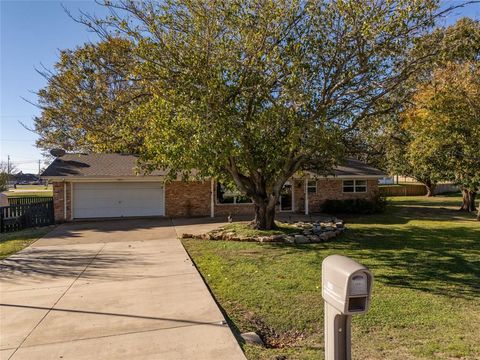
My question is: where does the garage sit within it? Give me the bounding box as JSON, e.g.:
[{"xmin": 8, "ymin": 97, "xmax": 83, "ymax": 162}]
[{"xmin": 73, "ymin": 182, "xmax": 165, "ymax": 219}]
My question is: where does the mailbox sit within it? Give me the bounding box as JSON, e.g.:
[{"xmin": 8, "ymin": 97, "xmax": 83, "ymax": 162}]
[{"xmin": 322, "ymin": 255, "xmax": 373, "ymax": 360}]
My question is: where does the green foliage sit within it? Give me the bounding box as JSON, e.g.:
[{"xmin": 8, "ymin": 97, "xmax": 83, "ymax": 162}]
[
  {"xmin": 360, "ymin": 18, "xmax": 480, "ymax": 186},
  {"xmin": 323, "ymin": 194, "xmax": 386, "ymax": 214},
  {"xmin": 34, "ymin": 37, "xmax": 144, "ymax": 153},
  {"xmin": 35, "ymin": 0, "xmax": 444, "ymax": 227},
  {"xmin": 405, "ymin": 62, "xmax": 480, "ymax": 194}
]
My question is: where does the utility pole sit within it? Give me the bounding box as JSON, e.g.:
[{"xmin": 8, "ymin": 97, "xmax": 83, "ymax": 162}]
[
  {"xmin": 7, "ymin": 155, "xmax": 10, "ymax": 177},
  {"xmin": 38, "ymin": 159, "xmax": 41, "ymax": 176}
]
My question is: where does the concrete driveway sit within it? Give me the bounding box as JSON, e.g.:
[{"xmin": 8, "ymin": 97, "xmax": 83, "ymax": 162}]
[{"xmin": 0, "ymin": 218, "xmax": 245, "ymax": 360}]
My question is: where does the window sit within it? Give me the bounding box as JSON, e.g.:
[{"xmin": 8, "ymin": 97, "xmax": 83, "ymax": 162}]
[
  {"xmin": 355, "ymin": 180, "xmax": 367, "ymax": 193},
  {"xmin": 307, "ymin": 180, "xmax": 317, "ymax": 194},
  {"xmin": 216, "ymin": 183, "xmax": 252, "ymax": 204},
  {"xmin": 343, "ymin": 180, "xmax": 367, "ymax": 193}
]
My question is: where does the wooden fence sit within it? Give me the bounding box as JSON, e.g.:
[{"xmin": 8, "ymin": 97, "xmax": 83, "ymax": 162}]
[
  {"xmin": 0, "ymin": 201, "xmax": 54, "ymax": 233},
  {"xmin": 380, "ymin": 183, "xmax": 459, "ymax": 197},
  {"xmin": 379, "ymin": 184, "xmax": 427, "ymax": 197},
  {"xmin": 8, "ymin": 196, "xmax": 53, "ymax": 205}
]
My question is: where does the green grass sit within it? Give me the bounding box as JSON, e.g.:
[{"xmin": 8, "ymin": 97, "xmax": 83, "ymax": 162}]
[
  {"xmin": 0, "ymin": 227, "xmax": 53, "ymax": 259},
  {"xmin": 3, "ymin": 184, "xmax": 53, "ymax": 197},
  {"xmin": 183, "ymin": 195, "xmax": 480, "ymax": 360},
  {"xmin": 220, "ymin": 222, "xmax": 299, "ymax": 237}
]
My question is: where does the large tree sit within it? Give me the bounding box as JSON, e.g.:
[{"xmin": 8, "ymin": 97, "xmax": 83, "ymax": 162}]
[
  {"xmin": 34, "ymin": 37, "xmax": 146, "ymax": 153},
  {"xmin": 404, "ymin": 62, "xmax": 480, "ymax": 213},
  {"xmin": 36, "ymin": 0, "xmax": 460, "ymax": 229}
]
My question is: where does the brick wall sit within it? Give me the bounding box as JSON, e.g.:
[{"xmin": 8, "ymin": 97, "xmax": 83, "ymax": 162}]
[
  {"xmin": 51, "ymin": 178, "xmax": 379, "ymax": 220},
  {"xmin": 165, "ymin": 180, "xmax": 211, "ymax": 217},
  {"xmin": 294, "ymin": 179, "xmax": 379, "ymax": 213},
  {"xmin": 52, "ymin": 181, "xmax": 72, "ymax": 221},
  {"xmin": 214, "ymin": 203, "xmax": 255, "ymax": 217}
]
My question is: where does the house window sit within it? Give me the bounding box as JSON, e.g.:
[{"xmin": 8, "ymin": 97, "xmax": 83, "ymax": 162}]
[
  {"xmin": 307, "ymin": 180, "xmax": 317, "ymax": 194},
  {"xmin": 216, "ymin": 183, "xmax": 252, "ymax": 204},
  {"xmin": 343, "ymin": 180, "xmax": 367, "ymax": 193}
]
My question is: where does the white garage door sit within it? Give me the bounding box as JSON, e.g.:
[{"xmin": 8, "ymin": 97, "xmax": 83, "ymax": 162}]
[{"xmin": 73, "ymin": 182, "xmax": 165, "ymax": 219}]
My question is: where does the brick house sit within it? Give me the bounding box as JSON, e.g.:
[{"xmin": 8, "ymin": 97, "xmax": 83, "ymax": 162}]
[{"xmin": 41, "ymin": 153, "xmax": 384, "ymax": 221}]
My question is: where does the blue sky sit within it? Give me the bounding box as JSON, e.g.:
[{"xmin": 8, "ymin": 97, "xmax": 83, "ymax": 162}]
[{"xmin": 1, "ymin": 1, "xmax": 480, "ymax": 174}]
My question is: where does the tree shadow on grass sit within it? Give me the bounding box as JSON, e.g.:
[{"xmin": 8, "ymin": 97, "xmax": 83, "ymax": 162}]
[{"xmin": 264, "ymin": 216, "xmax": 480, "ymax": 300}]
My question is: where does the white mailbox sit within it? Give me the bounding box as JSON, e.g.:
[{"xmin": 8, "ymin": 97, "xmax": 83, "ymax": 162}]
[{"xmin": 322, "ymin": 255, "xmax": 374, "ymax": 360}]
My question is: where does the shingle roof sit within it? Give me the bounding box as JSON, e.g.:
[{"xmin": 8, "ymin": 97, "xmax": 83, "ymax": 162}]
[
  {"xmin": 41, "ymin": 153, "xmax": 166, "ymax": 178},
  {"xmin": 42, "ymin": 153, "xmax": 384, "ymax": 178},
  {"xmin": 331, "ymin": 158, "xmax": 385, "ymax": 177}
]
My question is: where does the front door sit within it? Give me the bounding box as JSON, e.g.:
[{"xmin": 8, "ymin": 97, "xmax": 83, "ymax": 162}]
[{"xmin": 280, "ymin": 183, "xmax": 293, "ymax": 211}]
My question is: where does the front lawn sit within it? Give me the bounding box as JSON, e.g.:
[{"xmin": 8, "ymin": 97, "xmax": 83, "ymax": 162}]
[
  {"xmin": 0, "ymin": 227, "xmax": 53, "ymax": 259},
  {"xmin": 183, "ymin": 195, "xmax": 480, "ymax": 360}
]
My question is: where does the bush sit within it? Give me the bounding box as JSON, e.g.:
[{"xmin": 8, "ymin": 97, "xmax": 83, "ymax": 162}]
[{"xmin": 323, "ymin": 194, "xmax": 386, "ymax": 214}]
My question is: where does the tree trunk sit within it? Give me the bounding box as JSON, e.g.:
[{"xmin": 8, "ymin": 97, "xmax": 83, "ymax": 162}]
[
  {"xmin": 252, "ymin": 198, "xmax": 277, "ymax": 230},
  {"xmin": 460, "ymin": 189, "xmax": 477, "ymax": 212},
  {"xmin": 477, "ymin": 206, "xmax": 480, "ymax": 221},
  {"xmin": 424, "ymin": 181, "xmax": 436, "ymax": 197}
]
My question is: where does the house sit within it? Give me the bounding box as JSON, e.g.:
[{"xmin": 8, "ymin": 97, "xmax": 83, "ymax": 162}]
[{"xmin": 41, "ymin": 153, "xmax": 384, "ymax": 221}]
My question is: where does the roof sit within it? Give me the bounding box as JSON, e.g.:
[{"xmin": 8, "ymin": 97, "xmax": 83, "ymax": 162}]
[
  {"xmin": 41, "ymin": 153, "xmax": 384, "ymax": 179},
  {"xmin": 330, "ymin": 158, "xmax": 385, "ymax": 177},
  {"xmin": 41, "ymin": 153, "xmax": 166, "ymax": 178}
]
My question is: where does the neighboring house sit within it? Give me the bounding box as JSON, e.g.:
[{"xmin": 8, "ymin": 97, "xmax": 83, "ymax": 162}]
[
  {"xmin": 14, "ymin": 172, "xmax": 40, "ymax": 184},
  {"xmin": 41, "ymin": 153, "xmax": 384, "ymax": 221}
]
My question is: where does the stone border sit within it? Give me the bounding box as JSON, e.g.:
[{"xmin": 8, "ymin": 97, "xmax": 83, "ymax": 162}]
[{"xmin": 181, "ymin": 218, "xmax": 346, "ymax": 244}]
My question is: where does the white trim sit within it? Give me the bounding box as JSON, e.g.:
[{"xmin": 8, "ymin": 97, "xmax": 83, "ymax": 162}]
[
  {"xmin": 304, "ymin": 178, "xmax": 309, "ymax": 215},
  {"xmin": 63, "ymin": 181, "xmax": 67, "ymax": 220},
  {"xmin": 70, "ymin": 182, "xmax": 74, "ymax": 220},
  {"xmin": 210, "ymin": 178, "xmax": 215, "ymax": 217},
  {"xmin": 162, "ymin": 182, "xmax": 166, "ymax": 216},
  {"xmin": 342, "ymin": 179, "xmax": 368, "ymax": 193},
  {"xmin": 43, "ymin": 176, "xmax": 165, "ymax": 182}
]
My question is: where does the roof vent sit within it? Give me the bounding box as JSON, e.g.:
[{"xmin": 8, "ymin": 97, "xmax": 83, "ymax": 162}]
[{"xmin": 50, "ymin": 148, "xmax": 66, "ymax": 157}]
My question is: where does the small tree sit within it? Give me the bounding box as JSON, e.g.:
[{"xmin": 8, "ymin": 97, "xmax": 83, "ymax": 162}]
[
  {"xmin": 0, "ymin": 161, "xmax": 18, "ymax": 192},
  {"xmin": 36, "ymin": 0, "xmax": 454, "ymax": 229}
]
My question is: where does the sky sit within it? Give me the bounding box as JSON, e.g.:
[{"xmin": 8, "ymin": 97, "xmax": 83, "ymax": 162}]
[{"xmin": 1, "ymin": 1, "xmax": 480, "ymax": 174}]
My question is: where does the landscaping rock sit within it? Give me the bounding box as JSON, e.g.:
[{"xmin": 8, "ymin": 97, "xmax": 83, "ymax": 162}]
[
  {"xmin": 324, "ymin": 231, "xmax": 336, "ymax": 241},
  {"xmin": 181, "ymin": 233, "xmax": 195, "ymax": 239},
  {"xmin": 241, "ymin": 332, "xmax": 264, "ymax": 346},
  {"xmin": 335, "ymin": 221, "xmax": 344, "ymax": 228},
  {"xmin": 318, "ymin": 233, "xmax": 327, "ymax": 242},
  {"xmin": 294, "ymin": 235, "xmax": 309, "ymax": 244},
  {"xmin": 309, "ymin": 235, "xmax": 321, "ymax": 243},
  {"xmin": 312, "ymin": 227, "xmax": 323, "ymax": 235},
  {"xmin": 272, "ymin": 234, "xmax": 286, "ymax": 242},
  {"xmin": 284, "ymin": 235, "xmax": 295, "ymax": 244}
]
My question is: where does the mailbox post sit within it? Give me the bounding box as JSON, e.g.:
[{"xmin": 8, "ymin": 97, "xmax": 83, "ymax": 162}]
[{"xmin": 322, "ymin": 255, "xmax": 373, "ymax": 360}]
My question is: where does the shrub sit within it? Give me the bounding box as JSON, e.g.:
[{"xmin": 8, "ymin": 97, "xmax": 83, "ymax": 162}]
[{"xmin": 323, "ymin": 194, "xmax": 386, "ymax": 214}]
